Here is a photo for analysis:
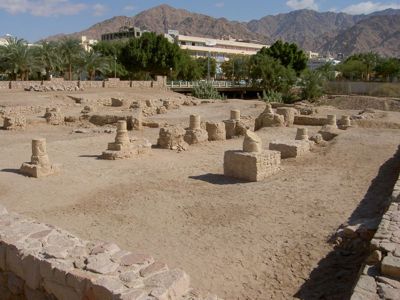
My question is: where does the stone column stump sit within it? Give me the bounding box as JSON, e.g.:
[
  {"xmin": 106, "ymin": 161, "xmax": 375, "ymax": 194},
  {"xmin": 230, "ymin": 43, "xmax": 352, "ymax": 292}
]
[
  {"xmin": 295, "ymin": 128, "xmax": 309, "ymax": 141},
  {"xmin": 184, "ymin": 115, "xmax": 208, "ymax": 145},
  {"xmin": 20, "ymin": 138, "xmax": 61, "ymax": 178}
]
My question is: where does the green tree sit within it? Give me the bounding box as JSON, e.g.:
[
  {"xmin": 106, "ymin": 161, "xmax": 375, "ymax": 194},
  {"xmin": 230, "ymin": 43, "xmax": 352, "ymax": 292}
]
[
  {"xmin": 59, "ymin": 38, "xmax": 82, "ymax": 80},
  {"xmin": 32, "ymin": 41, "xmax": 62, "ymax": 80},
  {"xmin": 375, "ymin": 57, "xmax": 400, "ymax": 81},
  {"xmin": 300, "ymin": 69, "xmax": 325, "ymax": 101},
  {"xmin": 195, "ymin": 57, "xmax": 216, "ymax": 79},
  {"xmin": 346, "ymin": 52, "xmax": 379, "ymax": 81},
  {"xmin": 249, "ymin": 54, "xmax": 296, "ymax": 95},
  {"xmin": 77, "ymin": 50, "xmax": 111, "ymax": 80},
  {"xmin": 119, "ymin": 32, "xmax": 182, "ymax": 77},
  {"xmin": 260, "ymin": 40, "xmax": 308, "ymax": 74},
  {"xmin": 337, "ymin": 59, "xmax": 366, "ymax": 80},
  {"xmin": 221, "ymin": 55, "xmax": 250, "ymax": 82},
  {"xmin": 174, "ymin": 52, "xmax": 202, "ymax": 81},
  {"xmin": 0, "ymin": 37, "xmax": 34, "ymax": 80}
]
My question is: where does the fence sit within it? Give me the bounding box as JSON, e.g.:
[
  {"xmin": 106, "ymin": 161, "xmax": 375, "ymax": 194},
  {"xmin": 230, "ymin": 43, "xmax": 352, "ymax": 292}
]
[{"xmin": 325, "ymin": 81, "xmax": 400, "ymax": 97}]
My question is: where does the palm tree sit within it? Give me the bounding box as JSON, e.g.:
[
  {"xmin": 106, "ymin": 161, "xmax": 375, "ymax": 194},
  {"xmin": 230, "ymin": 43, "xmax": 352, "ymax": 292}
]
[
  {"xmin": 32, "ymin": 41, "xmax": 62, "ymax": 80},
  {"xmin": 78, "ymin": 50, "xmax": 112, "ymax": 80},
  {"xmin": 59, "ymin": 38, "xmax": 82, "ymax": 80},
  {"xmin": 0, "ymin": 37, "xmax": 34, "ymax": 80}
]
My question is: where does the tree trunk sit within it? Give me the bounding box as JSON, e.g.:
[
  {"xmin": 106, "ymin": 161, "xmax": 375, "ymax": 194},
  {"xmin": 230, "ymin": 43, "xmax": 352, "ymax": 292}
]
[{"xmin": 69, "ymin": 64, "xmax": 72, "ymax": 81}]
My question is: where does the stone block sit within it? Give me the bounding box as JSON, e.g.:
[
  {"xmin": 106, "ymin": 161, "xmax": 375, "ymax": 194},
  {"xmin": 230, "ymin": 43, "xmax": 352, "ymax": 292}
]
[
  {"xmin": 294, "ymin": 116, "xmax": 327, "ymax": 126},
  {"xmin": 206, "ymin": 122, "xmax": 226, "ymax": 141},
  {"xmin": 276, "ymin": 107, "xmax": 298, "ymax": 127},
  {"xmin": 20, "ymin": 162, "xmax": 61, "ymax": 178},
  {"xmin": 157, "ymin": 126, "xmax": 188, "ymax": 150},
  {"xmin": 144, "ymin": 269, "xmax": 190, "ymax": 299},
  {"xmin": 269, "ymin": 140, "xmax": 310, "ymax": 159},
  {"xmin": 43, "ymin": 279, "xmax": 80, "ymax": 300},
  {"xmin": 224, "ymin": 150, "xmax": 281, "ymax": 182},
  {"xmin": 381, "ymin": 255, "xmax": 400, "ymax": 279},
  {"xmin": 91, "ymin": 276, "xmax": 127, "ymax": 300},
  {"xmin": 140, "ymin": 262, "xmax": 168, "ymax": 278},
  {"xmin": 120, "ymin": 253, "xmax": 153, "ymax": 267},
  {"xmin": 254, "ymin": 113, "xmax": 285, "ymax": 130},
  {"xmin": 21, "ymin": 254, "xmax": 41, "ymax": 289},
  {"xmin": 7, "ymin": 273, "xmax": 24, "ymax": 295},
  {"xmin": 3, "ymin": 115, "xmax": 26, "ymax": 130},
  {"xmin": 111, "ymin": 98, "xmax": 128, "ymax": 107},
  {"xmin": 318, "ymin": 125, "xmax": 340, "ymax": 141},
  {"xmin": 5, "ymin": 245, "xmax": 24, "ymax": 278},
  {"xmin": 86, "ymin": 253, "xmax": 119, "ymax": 275},
  {"xmin": 184, "ymin": 129, "xmax": 208, "ymax": 145}
]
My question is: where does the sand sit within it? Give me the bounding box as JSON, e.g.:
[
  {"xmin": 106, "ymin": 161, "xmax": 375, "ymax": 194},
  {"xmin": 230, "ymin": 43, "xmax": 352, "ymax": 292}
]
[{"xmin": 0, "ymin": 88, "xmax": 400, "ymax": 299}]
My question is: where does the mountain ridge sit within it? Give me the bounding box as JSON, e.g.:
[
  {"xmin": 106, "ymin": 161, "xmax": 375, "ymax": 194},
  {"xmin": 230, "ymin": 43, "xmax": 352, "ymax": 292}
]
[{"xmin": 43, "ymin": 4, "xmax": 400, "ymax": 57}]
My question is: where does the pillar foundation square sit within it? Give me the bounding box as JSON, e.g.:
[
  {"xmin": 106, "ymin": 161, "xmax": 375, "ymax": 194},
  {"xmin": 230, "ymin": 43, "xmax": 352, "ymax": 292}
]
[
  {"xmin": 20, "ymin": 163, "xmax": 61, "ymax": 178},
  {"xmin": 224, "ymin": 150, "xmax": 281, "ymax": 182},
  {"xmin": 269, "ymin": 140, "xmax": 310, "ymax": 159}
]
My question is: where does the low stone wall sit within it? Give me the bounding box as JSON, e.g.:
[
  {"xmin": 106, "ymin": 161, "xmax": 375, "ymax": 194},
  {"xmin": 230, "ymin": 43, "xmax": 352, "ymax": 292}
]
[
  {"xmin": 0, "ymin": 206, "xmax": 217, "ymax": 300},
  {"xmin": 0, "ymin": 76, "xmax": 166, "ymax": 90},
  {"xmin": 294, "ymin": 116, "xmax": 328, "ymax": 126},
  {"xmin": 350, "ymin": 160, "xmax": 400, "ymax": 299}
]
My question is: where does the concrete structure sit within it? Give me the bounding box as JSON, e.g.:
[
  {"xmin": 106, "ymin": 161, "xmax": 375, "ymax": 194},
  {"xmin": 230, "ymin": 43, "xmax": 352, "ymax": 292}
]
[
  {"xmin": 269, "ymin": 140, "xmax": 310, "ymax": 159},
  {"xmin": 80, "ymin": 36, "xmax": 98, "ymax": 51},
  {"xmin": 101, "ymin": 26, "xmax": 143, "ymax": 41},
  {"xmin": 224, "ymin": 130, "xmax": 281, "ymax": 182},
  {"xmin": 20, "ymin": 139, "xmax": 61, "ymax": 178},
  {"xmin": 184, "ymin": 115, "xmax": 208, "ymax": 145},
  {"xmin": 167, "ymin": 31, "xmax": 268, "ymax": 62},
  {"xmin": 101, "ymin": 121, "xmax": 151, "ymax": 160}
]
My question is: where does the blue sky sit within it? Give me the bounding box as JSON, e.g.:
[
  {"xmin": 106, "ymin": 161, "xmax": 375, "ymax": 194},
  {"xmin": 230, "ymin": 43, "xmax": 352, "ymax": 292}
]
[{"xmin": 1, "ymin": 0, "xmax": 399, "ymax": 42}]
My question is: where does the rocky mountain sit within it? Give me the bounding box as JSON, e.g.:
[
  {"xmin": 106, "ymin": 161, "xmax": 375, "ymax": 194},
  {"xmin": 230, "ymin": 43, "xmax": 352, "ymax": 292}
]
[
  {"xmin": 44, "ymin": 4, "xmax": 400, "ymax": 57},
  {"xmin": 320, "ymin": 15, "xmax": 400, "ymax": 57}
]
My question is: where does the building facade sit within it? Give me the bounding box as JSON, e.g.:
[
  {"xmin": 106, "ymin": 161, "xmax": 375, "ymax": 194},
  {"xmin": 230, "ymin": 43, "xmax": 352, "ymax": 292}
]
[{"xmin": 101, "ymin": 26, "xmax": 143, "ymax": 42}]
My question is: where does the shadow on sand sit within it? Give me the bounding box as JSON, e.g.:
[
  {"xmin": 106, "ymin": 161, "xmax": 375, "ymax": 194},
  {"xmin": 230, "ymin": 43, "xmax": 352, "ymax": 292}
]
[
  {"xmin": 1, "ymin": 168, "xmax": 21, "ymax": 175},
  {"xmin": 295, "ymin": 145, "xmax": 400, "ymax": 299},
  {"xmin": 189, "ymin": 173, "xmax": 247, "ymax": 185}
]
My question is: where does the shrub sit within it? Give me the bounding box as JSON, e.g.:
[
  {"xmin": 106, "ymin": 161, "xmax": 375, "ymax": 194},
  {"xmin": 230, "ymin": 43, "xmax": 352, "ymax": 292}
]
[
  {"xmin": 262, "ymin": 90, "xmax": 283, "ymax": 103},
  {"xmin": 300, "ymin": 69, "xmax": 325, "ymax": 101},
  {"xmin": 192, "ymin": 82, "xmax": 221, "ymax": 99}
]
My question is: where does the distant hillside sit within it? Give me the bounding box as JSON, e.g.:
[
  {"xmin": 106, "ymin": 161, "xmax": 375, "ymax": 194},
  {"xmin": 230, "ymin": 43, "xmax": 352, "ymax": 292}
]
[
  {"xmin": 43, "ymin": 4, "xmax": 400, "ymax": 57},
  {"xmin": 320, "ymin": 15, "xmax": 400, "ymax": 57}
]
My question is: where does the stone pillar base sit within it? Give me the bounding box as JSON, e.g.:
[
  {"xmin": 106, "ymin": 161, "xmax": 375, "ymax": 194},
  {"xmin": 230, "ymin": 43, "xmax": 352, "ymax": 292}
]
[
  {"xmin": 269, "ymin": 140, "xmax": 310, "ymax": 159},
  {"xmin": 20, "ymin": 163, "xmax": 61, "ymax": 178},
  {"xmin": 184, "ymin": 129, "xmax": 208, "ymax": 145},
  {"xmin": 101, "ymin": 139, "xmax": 151, "ymax": 160},
  {"xmin": 224, "ymin": 150, "xmax": 281, "ymax": 182}
]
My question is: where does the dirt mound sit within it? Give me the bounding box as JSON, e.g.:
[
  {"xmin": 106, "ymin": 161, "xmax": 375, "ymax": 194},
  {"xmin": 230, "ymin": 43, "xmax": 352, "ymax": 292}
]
[{"xmin": 317, "ymin": 95, "xmax": 400, "ymax": 112}]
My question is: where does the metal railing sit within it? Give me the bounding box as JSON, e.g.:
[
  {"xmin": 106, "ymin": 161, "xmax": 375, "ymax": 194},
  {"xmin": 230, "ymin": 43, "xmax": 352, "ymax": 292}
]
[{"xmin": 167, "ymin": 80, "xmax": 249, "ymax": 88}]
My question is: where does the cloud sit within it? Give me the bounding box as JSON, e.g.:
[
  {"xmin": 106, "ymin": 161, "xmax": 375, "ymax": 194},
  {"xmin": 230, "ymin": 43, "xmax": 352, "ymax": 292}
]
[
  {"xmin": 286, "ymin": 0, "xmax": 318, "ymax": 10},
  {"xmin": 342, "ymin": 1, "xmax": 400, "ymax": 14},
  {"xmin": 0, "ymin": 0, "xmax": 87, "ymax": 16},
  {"xmin": 215, "ymin": 2, "xmax": 224, "ymax": 8},
  {"xmin": 93, "ymin": 3, "xmax": 106, "ymax": 16}
]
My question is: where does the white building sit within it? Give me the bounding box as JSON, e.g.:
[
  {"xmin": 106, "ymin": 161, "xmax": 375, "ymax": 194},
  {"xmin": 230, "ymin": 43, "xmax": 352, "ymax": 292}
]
[
  {"xmin": 166, "ymin": 30, "xmax": 269, "ymax": 62},
  {"xmin": 81, "ymin": 36, "xmax": 98, "ymax": 52}
]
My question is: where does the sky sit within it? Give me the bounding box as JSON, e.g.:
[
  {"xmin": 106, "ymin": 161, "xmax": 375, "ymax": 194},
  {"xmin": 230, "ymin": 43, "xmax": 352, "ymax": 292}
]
[{"xmin": 0, "ymin": 0, "xmax": 399, "ymax": 42}]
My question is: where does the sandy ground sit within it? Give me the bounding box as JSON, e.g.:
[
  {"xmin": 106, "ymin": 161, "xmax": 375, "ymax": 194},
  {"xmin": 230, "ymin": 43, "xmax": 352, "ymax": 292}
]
[{"xmin": 1, "ymin": 88, "xmax": 400, "ymax": 299}]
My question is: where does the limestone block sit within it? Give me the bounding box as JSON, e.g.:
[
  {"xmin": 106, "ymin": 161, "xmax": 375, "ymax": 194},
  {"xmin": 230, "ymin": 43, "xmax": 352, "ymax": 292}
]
[
  {"xmin": 294, "ymin": 116, "xmax": 327, "ymax": 126},
  {"xmin": 140, "ymin": 262, "xmax": 168, "ymax": 278},
  {"xmin": 120, "ymin": 253, "xmax": 153, "ymax": 267},
  {"xmin": 254, "ymin": 112, "xmax": 284, "ymax": 130},
  {"xmin": 381, "ymin": 255, "xmax": 400, "ymax": 279},
  {"xmin": 20, "ymin": 163, "xmax": 61, "ymax": 178},
  {"xmin": 224, "ymin": 150, "xmax": 281, "ymax": 182},
  {"xmin": 157, "ymin": 106, "xmax": 167, "ymax": 114},
  {"xmin": 21, "ymin": 254, "xmax": 41, "ymax": 289},
  {"xmin": 86, "ymin": 253, "xmax": 119, "ymax": 275},
  {"xmin": 111, "ymin": 98, "xmax": 128, "ymax": 107},
  {"xmin": 243, "ymin": 130, "xmax": 262, "ymax": 153},
  {"xmin": 91, "ymin": 276, "xmax": 127, "ymax": 300},
  {"xmin": 276, "ymin": 107, "xmax": 298, "ymax": 127},
  {"xmin": 44, "ymin": 108, "xmax": 64, "ymax": 125},
  {"xmin": 295, "ymin": 128, "xmax": 309, "ymax": 141},
  {"xmin": 7, "ymin": 273, "xmax": 24, "ymax": 295},
  {"xmin": 184, "ymin": 129, "xmax": 208, "ymax": 145},
  {"xmin": 339, "ymin": 115, "xmax": 352, "ymax": 130},
  {"xmin": 144, "ymin": 269, "xmax": 191, "ymax": 299},
  {"xmin": 269, "ymin": 140, "xmax": 310, "ymax": 159},
  {"xmin": 3, "ymin": 115, "xmax": 26, "ymax": 130},
  {"xmin": 310, "ymin": 134, "xmax": 324, "ymax": 144},
  {"xmin": 6, "ymin": 245, "xmax": 25, "ymax": 278},
  {"xmin": 206, "ymin": 122, "xmax": 226, "ymax": 141},
  {"xmin": 224, "ymin": 120, "xmax": 237, "ymax": 139},
  {"xmin": 163, "ymin": 100, "xmax": 180, "ymax": 110},
  {"xmin": 230, "ymin": 110, "xmax": 240, "ymax": 121},
  {"xmin": 43, "ymin": 279, "xmax": 80, "ymax": 300},
  {"xmin": 157, "ymin": 126, "xmax": 189, "ymax": 150},
  {"xmin": 318, "ymin": 125, "xmax": 340, "ymax": 141}
]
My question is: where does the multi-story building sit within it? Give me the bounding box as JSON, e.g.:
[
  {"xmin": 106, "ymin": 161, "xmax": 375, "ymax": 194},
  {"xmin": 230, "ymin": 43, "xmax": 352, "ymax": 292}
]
[
  {"xmin": 166, "ymin": 31, "xmax": 269, "ymax": 62},
  {"xmin": 80, "ymin": 36, "xmax": 98, "ymax": 51},
  {"xmin": 101, "ymin": 26, "xmax": 143, "ymax": 42}
]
